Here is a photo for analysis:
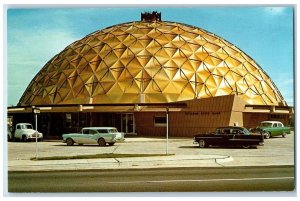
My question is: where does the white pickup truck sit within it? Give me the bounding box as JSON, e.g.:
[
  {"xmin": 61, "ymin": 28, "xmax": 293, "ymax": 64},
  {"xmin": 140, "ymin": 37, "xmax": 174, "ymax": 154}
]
[{"xmin": 13, "ymin": 123, "xmax": 43, "ymax": 142}]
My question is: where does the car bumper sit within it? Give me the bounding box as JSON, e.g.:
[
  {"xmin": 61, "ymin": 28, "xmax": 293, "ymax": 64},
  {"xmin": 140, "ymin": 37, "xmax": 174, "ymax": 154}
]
[
  {"xmin": 26, "ymin": 136, "xmax": 43, "ymax": 141},
  {"xmin": 115, "ymin": 137, "xmax": 125, "ymax": 142}
]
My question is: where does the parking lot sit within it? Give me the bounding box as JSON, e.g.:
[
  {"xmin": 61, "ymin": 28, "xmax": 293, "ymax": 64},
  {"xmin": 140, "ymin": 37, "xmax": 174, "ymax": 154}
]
[{"xmin": 7, "ymin": 133, "xmax": 294, "ymax": 167}]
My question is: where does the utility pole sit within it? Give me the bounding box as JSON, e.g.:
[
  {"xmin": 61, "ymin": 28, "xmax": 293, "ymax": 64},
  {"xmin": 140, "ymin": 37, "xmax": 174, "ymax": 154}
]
[
  {"xmin": 166, "ymin": 107, "xmax": 169, "ymax": 155},
  {"xmin": 33, "ymin": 107, "xmax": 40, "ymax": 159}
]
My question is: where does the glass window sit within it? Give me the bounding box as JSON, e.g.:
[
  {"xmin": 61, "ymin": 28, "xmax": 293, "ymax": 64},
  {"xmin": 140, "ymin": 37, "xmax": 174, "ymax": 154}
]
[
  {"xmin": 216, "ymin": 129, "xmax": 226, "ymax": 134},
  {"xmin": 242, "ymin": 128, "xmax": 251, "ymax": 135},
  {"xmin": 21, "ymin": 124, "xmax": 32, "ymax": 129},
  {"xmin": 97, "ymin": 129, "xmax": 108, "ymax": 133},
  {"xmin": 154, "ymin": 116, "xmax": 167, "ymax": 127},
  {"xmin": 108, "ymin": 129, "xmax": 118, "ymax": 133},
  {"xmin": 65, "ymin": 113, "xmax": 72, "ymax": 128},
  {"xmin": 89, "ymin": 130, "xmax": 98, "ymax": 135},
  {"xmin": 260, "ymin": 122, "xmax": 273, "ymax": 127}
]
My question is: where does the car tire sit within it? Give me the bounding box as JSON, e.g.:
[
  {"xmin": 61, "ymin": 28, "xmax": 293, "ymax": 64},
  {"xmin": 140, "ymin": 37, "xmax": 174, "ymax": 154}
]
[
  {"xmin": 264, "ymin": 132, "xmax": 271, "ymax": 139},
  {"xmin": 98, "ymin": 138, "xmax": 106, "ymax": 146},
  {"xmin": 22, "ymin": 135, "xmax": 28, "ymax": 142},
  {"xmin": 282, "ymin": 132, "xmax": 287, "ymax": 138},
  {"xmin": 66, "ymin": 138, "xmax": 74, "ymax": 146},
  {"xmin": 242, "ymin": 144, "xmax": 250, "ymax": 149},
  {"xmin": 199, "ymin": 140, "xmax": 206, "ymax": 148}
]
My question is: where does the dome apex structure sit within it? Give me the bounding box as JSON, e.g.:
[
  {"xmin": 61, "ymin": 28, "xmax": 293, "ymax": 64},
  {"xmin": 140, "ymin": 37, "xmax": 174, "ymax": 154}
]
[{"xmin": 18, "ymin": 14, "xmax": 286, "ymax": 106}]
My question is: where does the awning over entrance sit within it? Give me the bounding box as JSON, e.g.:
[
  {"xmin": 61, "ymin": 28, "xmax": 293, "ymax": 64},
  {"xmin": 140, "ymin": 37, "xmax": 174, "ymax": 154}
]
[{"xmin": 7, "ymin": 103, "xmax": 187, "ymax": 113}]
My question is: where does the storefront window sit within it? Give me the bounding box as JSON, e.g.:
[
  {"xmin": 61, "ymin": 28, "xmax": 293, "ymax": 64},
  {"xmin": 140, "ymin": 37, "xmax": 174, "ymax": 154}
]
[{"xmin": 154, "ymin": 116, "xmax": 167, "ymax": 127}]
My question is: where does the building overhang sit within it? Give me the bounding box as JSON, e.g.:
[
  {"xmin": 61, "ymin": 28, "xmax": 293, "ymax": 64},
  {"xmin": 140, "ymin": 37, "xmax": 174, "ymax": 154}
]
[
  {"xmin": 7, "ymin": 103, "xmax": 187, "ymax": 114},
  {"xmin": 244, "ymin": 105, "xmax": 294, "ymax": 115}
]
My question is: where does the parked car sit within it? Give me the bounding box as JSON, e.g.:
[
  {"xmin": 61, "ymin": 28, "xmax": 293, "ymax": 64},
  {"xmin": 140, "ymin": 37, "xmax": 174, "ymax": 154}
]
[
  {"xmin": 62, "ymin": 127, "xmax": 124, "ymax": 146},
  {"xmin": 13, "ymin": 123, "xmax": 43, "ymax": 142},
  {"xmin": 257, "ymin": 121, "xmax": 291, "ymax": 139},
  {"xmin": 112, "ymin": 128, "xmax": 126, "ymax": 142},
  {"xmin": 7, "ymin": 125, "xmax": 12, "ymax": 142},
  {"xmin": 193, "ymin": 126, "xmax": 264, "ymax": 148}
]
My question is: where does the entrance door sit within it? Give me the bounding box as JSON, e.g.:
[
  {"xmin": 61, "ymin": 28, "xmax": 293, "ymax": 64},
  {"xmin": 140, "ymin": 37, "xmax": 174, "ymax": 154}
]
[{"xmin": 121, "ymin": 113, "xmax": 136, "ymax": 134}]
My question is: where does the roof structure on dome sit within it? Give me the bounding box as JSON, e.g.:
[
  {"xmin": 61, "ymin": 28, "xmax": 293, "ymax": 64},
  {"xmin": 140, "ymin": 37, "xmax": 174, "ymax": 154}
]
[{"xmin": 18, "ymin": 16, "xmax": 286, "ymax": 106}]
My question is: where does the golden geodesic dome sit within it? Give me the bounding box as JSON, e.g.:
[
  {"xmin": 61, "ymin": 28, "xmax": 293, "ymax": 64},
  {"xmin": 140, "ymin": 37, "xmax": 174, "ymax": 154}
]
[{"xmin": 18, "ymin": 20, "xmax": 286, "ymax": 106}]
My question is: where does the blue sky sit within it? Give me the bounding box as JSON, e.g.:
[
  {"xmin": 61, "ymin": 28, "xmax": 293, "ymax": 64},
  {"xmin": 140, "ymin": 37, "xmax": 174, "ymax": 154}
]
[{"xmin": 6, "ymin": 6, "xmax": 294, "ymax": 106}]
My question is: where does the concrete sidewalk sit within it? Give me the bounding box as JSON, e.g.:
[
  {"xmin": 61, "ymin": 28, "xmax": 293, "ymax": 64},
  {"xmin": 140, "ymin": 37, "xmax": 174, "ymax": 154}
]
[
  {"xmin": 7, "ymin": 154, "xmax": 227, "ymax": 171},
  {"xmin": 8, "ymin": 153, "xmax": 294, "ymax": 172}
]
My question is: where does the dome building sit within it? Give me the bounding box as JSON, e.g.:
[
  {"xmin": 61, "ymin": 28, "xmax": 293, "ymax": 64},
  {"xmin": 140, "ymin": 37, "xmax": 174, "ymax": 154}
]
[{"xmin": 8, "ymin": 12, "xmax": 293, "ymax": 138}]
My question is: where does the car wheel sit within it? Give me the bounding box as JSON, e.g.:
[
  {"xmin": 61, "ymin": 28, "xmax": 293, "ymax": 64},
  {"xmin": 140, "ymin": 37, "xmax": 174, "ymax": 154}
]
[
  {"xmin": 242, "ymin": 144, "xmax": 250, "ymax": 149},
  {"xmin": 264, "ymin": 132, "xmax": 271, "ymax": 139},
  {"xmin": 22, "ymin": 135, "xmax": 28, "ymax": 142},
  {"xmin": 98, "ymin": 138, "xmax": 106, "ymax": 146},
  {"xmin": 282, "ymin": 132, "xmax": 287, "ymax": 138},
  {"xmin": 199, "ymin": 140, "xmax": 206, "ymax": 148},
  {"xmin": 66, "ymin": 138, "xmax": 74, "ymax": 146},
  {"xmin": 108, "ymin": 142, "xmax": 115, "ymax": 146}
]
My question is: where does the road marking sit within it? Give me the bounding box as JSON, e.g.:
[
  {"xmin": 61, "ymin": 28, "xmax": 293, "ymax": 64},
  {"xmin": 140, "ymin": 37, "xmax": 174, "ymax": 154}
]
[{"xmin": 108, "ymin": 177, "xmax": 294, "ymax": 184}]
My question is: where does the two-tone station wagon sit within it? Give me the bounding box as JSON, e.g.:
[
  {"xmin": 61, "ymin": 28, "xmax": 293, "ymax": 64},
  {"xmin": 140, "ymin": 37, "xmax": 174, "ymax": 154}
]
[{"xmin": 62, "ymin": 127, "xmax": 125, "ymax": 146}]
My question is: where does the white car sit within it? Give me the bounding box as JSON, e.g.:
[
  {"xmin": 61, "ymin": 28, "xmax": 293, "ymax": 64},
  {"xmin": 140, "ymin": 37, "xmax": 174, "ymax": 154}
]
[{"xmin": 62, "ymin": 127, "xmax": 125, "ymax": 146}]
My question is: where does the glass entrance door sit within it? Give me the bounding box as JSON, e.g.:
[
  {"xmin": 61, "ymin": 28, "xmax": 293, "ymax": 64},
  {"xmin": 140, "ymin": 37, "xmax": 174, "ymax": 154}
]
[{"xmin": 121, "ymin": 113, "xmax": 135, "ymax": 134}]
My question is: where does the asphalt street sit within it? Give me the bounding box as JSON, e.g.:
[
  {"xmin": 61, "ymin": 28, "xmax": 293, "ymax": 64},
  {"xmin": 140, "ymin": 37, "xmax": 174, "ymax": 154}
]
[{"xmin": 8, "ymin": 166, "xmax": 294, "ymax": 192}]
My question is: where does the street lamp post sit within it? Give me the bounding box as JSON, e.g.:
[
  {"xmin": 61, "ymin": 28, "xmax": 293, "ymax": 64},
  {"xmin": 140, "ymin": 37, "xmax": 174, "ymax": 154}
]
[
  {"xmin": 166, "ymin": 107, "xmax": 169, "ymax": 155},
  {"xmin": 33, "ymin": 107, "xmax": 40, "ymax": 159}
]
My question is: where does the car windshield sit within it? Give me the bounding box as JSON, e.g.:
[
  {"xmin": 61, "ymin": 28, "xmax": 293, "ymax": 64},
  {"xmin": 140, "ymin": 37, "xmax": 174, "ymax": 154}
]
[
  {"xmin": 242, "ymin": 128, "xmax": 251, "ymax": 135},
  {"xmin": 260, "ymin": 122, "xmax": 273, "ymax": 127},
  {"xmin": 22, "ymin": 124, "xmax": 33, "ymax": 129}
]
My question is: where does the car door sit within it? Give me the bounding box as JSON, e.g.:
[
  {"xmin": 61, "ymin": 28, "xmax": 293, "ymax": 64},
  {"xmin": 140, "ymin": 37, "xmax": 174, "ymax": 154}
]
[
  {"xmin": 96, "ymin": 129, "xmax": 110, "ymax": 142},
  {"xmin": 76, "ymin": 129, "xmax": 89, "ymax": 144},
  {"xmin": 80, "ymin": 129, "xmax": 97, "ymax": 144},
  {"xmin": 87, "ymin": 129, "xmax": 99, "ymax": 144},
  {"xmin": 227, "ymin": 129, "xmax": 237, "ymax": 145},
  {"xmin": 15, "ymin": 125, "xmax": 20, "ymax": 138},
  {"xmin": 218, "ymin": 128, "xmax": 231, "ymax": 145},
  {"xmin": 72, "ymin": 133, "xmax": 84, "ymax": 144},
  {"xmin": 272, "ymin": 123, "xmax": 281, "ymax": 136}
]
